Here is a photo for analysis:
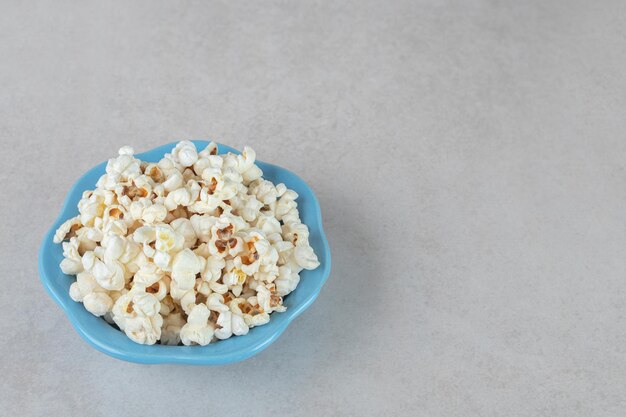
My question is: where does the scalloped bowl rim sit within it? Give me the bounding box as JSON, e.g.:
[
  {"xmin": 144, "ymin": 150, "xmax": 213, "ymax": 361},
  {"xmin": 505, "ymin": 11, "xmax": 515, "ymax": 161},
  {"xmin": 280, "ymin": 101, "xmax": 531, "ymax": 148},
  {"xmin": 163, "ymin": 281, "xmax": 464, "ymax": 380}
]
[{"xmin": 39, "ymin": 140, "xmax": 331, "ymax": 365}]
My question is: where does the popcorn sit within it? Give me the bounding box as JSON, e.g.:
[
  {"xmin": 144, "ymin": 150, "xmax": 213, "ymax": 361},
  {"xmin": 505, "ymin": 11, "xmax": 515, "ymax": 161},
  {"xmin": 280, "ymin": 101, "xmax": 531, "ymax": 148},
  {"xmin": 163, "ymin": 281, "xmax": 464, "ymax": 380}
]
[
  {"xmin": 282, "ymin": 222, "xmax": 311, "ymax": 246},
  {"xmin": 180, "ymin": 304, "xmax": 214, "ymax": 346},
  {"xmin": 274, "ymin": 265, "xmax": 300, "ymax": 296},
  {"xmin": 294, "ymin": 245, "xmax": 320, "ymax": 270},
  {"xmin": 164, "ymin": 187, "xmax": 192, "ymax": 211},
  {"xmin": 111, "ymin": 288, "xmax": 163, "ymax": 344},
  {"xmin": 82, "ymin": 292, "xmax": 113, "ymax": 316},
  {"xmin": 256, "ymin": 215, "xmax": 283, "ymax": 243},
  {"xmin": 130, "ymin": 199, "xmax": 167, "ymax": 224},
  {"xmin": 91, "ymin": 259, "xmax": 125, "ymax": 291},
  {"xmin": 171, "ymin": 140, "xmax": 199, "ymax": 167},
  {"xmin": 60, "ymin": 238, "xmax": 83, "ymax": 275},
  {"xmin": 170, "ymin": 218, "xmax": 197, "ymax": 249},
  {"xmin": 249, "ymin": 179, "xmax": 279, "ymax": 205},
  {"xmin": 152, "ymin": 224, "xmax": 185, "ymax": 270},
  {"xmin": 155, "ymin": 224, "xmax": 184, "ymax": 253},
  {"xmin": 222, "ymin": 266, "xmax": 247, "ymax": 287},
  {"xmin": 143, "ymin": 278, "xmax": 169, "ymax": 300},
  {"xmin": 124, "ymin": 315, "xmax": 163, "ymax": 345},
  {"xmin": 207, "ymin": 293, "xmax": 229, "ymax": 312},
  {"xmin": 275, "ymin": 190, "xmax": 299, "ymax": 221},
  {"xmin": 171, "ymin": 249, "xmax": 202, "ymax": 291},
  {"xmin": 54, "ymin": 140, "xmax": 320, "ymax": 345},
  {"xmin": 162, "ymin": 170, "xmax": 184, "ymax": 192},
  {"xmin": 133, "ymin": 263, "xmax": 165, "ymax": 287},
  {"xmin": 208, "ymin": 218, "xmax": 244, "ymax": 258},
  {"xmin": 53, "ymin": 216, "xmax": 82, "ymax": 243}
]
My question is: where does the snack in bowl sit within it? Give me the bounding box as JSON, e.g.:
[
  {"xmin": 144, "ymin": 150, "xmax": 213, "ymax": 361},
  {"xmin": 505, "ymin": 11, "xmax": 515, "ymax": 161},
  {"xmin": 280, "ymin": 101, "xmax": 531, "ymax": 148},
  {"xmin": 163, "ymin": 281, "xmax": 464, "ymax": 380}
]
[{"xmin": 52, "ymin": 141, "xmax": 320, "ymax": 346}]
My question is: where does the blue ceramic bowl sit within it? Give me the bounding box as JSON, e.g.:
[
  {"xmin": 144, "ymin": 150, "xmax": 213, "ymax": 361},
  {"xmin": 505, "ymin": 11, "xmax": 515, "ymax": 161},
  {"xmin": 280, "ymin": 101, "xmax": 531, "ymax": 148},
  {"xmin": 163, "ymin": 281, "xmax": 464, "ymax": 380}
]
[{"xmin": 39, "ymin": 141, "xmax": 331, "ymax": 365}]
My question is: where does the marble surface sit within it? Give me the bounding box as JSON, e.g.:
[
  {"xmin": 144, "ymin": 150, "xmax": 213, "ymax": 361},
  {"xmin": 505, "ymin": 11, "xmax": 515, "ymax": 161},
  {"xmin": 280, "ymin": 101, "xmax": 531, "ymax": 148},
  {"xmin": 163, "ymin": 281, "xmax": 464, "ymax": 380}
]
[{"xmin": 1, "ymin": 1, "xmax": 625, "ymax": 416}]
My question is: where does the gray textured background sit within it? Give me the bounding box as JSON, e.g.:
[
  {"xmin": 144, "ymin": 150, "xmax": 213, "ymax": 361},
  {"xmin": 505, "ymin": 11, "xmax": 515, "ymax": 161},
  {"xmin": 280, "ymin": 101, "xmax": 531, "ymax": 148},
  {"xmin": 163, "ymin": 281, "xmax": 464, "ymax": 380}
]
[{"xmin": 1, "ymin": 1, "xmax": 625, "ymax": 416}]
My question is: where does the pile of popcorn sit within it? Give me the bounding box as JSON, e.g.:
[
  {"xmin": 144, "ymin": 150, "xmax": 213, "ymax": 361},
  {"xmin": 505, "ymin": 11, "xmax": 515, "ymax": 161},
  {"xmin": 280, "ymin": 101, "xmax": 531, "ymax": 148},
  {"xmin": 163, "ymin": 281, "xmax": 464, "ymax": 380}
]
[{"xmin": 54, "ymin": 141, "xmax": 319, "ymax": 345}]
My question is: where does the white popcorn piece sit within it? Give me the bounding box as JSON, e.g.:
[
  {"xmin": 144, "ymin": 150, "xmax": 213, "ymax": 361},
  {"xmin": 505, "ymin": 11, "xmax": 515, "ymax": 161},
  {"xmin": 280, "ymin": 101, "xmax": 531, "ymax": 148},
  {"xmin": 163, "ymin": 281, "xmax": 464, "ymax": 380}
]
[
  {"xmin": 111, "ymin": 289, "xmax": 163, "ymax": 345},
  {"xmin": 103, "ymin": 150, "xmax": 142, "ymax": 189},
  {"xmin": 76, "ymin": 271, "xmax": 104, "ymax": 297},
  {"xmin": 130, "ymin": 199, "xmax": 167, "ymax": 224},
  {"xmin": 273, "ymin": 240, "xmax": 295, "ymax": 265},
  {"xmin": 83, "ymin": 292, "xmax": 113, "ymax": 316},
  {"xmin": 196, "ymin": 279, "xmax": 211, "ymax": 296},
  {"xmin": 256, "ymin": 285, "xmax": 272, "ymax": 313},
  {"xmin": 145, "ymin": 163, "xmax": 165, "ymax": 183},
  {"xmin": 201, "ymin": 254, "xmax": 225, "ymax": 283},
  {"xmin": 231, "ymin": 313, "xmax": 249, "ymax": 336},
  {"xmin": 60, "ymin": 238, "xmax": 83, "ymax": 275},
  {"xmin": 244, "ymin": 309, "xmax": 270, "ymax": 327},
  {"xmin": 282, "ymin": 222, "xmax": 311, "ymax": 246},
  {"xmin": 164, "ymin": 187, "xmax": 192, "ymax": 211},
  {"xmin": 92, "ymin": 259, "xmax": 125, "ymax": 291},
  {"xmin": 133, "ymin": 225, "xmax": 156, "ymax": 244},
  {"xmin": 103, "ymin": 234, "xmax": 125, "ymax": 263},
  {"xmin": 69, "ymin": 271, "xmax": 106, "ymax": 304},
  {"xmin": 255, "ymin": 263, "xmax": 279, "ymax": 283},
  {"xmin": 78, "ymin": 193, "xmax": 105, "ymax": 226},
  {"xmin": 274, "ymin": 265, "xmax": 301, "ymax": 296},
  {"xmin": 256, "ymin": 215, "xmax": 283, "ymax": 243},
  {"xmin": 124, "ymin": 315, "xmax": 163, "ymax": 345},
  {"xmin": 162, "ymin": 170, "xmax": 184, "ymax": 192},
  {"xmin": 249, "ymin": 179, "xmax": 279, "ymax": 205},
  {"xmin": 84, "ymin": 227, "xmax": 103, "ymax": 242},
  {"xmin": 168, "ymin": 278, "xmax": 189, "ymax": 301},
  {"xmin": 207, "ymin": 293, "xmax": 229, "ymax": 313},
  {"xmin": 143, "ymin": 203, "xmax": 168, "ymax": 223},
  {"xmin": 228, "ymin": 299, "xmax": 251, "ymax": 336},
  {"xmin": 208, "ymin": 219, "xmax": 244, "ymax": 258},
  {"xmin": 180, "ymin": 304, "xmax": 215, "ymax": 346},
  {"xmin": 214, "ymin": 311, "xmax": 233, "ymax": 340},
  {"xmin": 242, "ymin": 164, "xmax": 263, "ymax": 184},
  {"xmin": 103, "ymin": 219, "xmax": 128, "ymax": 236},
  {"xmin": 240, "ymin": 194, "xmax": 264, "ymax": 222},
  {"xmin": 171, "ymin": 248, "xmax": 202, "ymax": 291},
  {"xmin": 189, "ymin": 214, "xmax": 218, "ymax": 242},
  {"xmin": 136, "ymin": 277, "xmax": 169, "ymax": 301},
  {"xmin": 223, "ymin": 267, "xmax": 247, "ymax": 287},
  {"xmin": 233, "ymin": 232, "xmax": 272, "ymax": 276},
  {"xmin": 53, "ymin": 216, "xmax": 82, "ymax": 243},
  {"xmin": 133, "ymin": 263, "xmax": 164, "ymax": 287},
  {"xmin": 118, "ymin": 239, "xmax": 141, "ymax": 265},
  {"xmin": 155, "ymin": 225, "xmax": 184, "ymax": 254},
  {"xmin": 186, "ymin": 179, "xmax": 202, "ymax": 201},
  {"xmin": 275, "ymin": 190, "xmax": 299, "ymax": 220},
  {"xmin": 294, "ymin": 245, "xmax": 320, "ymax": 270},
  {"xmin": 81, "ymin": 250, "xmax": 96, "ymax": 271},
  {"xmin": 131, "ymin": 291, "xmax": 162, "ymax": 317},
  {"xmin": 198, "ymin": 141, "xmax": 218, "ymax": 158},
  {"xmin": 171, "ymin": 140, "xmax": 199, "ymax": 167},
  {"xmin": 209, "ymin": 280, "xmax": 229, "ymax": 295},
  {"xmin": 159, "ymin": 295, "xmax": 175, "ymax": 316},
  {"xmin": 69, "ymin": 282, "xmax": 82, "ymax": 302},
  {"xmin": 179, "ymin": 289, "xmax": 197, "ymax": 315},
  {"xmin": 170, "ymin": 218, "xmax": 198, "ymax": 249},
  {"xmin": 74, "ymin": 228, "xmax": 98, "ymax": 253}
]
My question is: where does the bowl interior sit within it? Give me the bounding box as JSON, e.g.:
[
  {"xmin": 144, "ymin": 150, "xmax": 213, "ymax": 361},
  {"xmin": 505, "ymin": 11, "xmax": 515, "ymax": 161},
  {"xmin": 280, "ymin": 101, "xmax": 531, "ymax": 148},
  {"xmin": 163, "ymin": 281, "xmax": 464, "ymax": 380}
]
[{"xmin": 39, "ymin": 141, "xmax": 331, "ymax": 364}]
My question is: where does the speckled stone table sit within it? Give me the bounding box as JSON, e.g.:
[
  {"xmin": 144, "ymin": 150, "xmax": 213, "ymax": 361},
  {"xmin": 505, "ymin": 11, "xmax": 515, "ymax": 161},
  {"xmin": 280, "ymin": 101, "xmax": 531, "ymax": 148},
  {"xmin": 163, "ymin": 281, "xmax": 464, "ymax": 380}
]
[{"xmin": 1, "ymin": 1, "xmax": 625, "ymax": 416}]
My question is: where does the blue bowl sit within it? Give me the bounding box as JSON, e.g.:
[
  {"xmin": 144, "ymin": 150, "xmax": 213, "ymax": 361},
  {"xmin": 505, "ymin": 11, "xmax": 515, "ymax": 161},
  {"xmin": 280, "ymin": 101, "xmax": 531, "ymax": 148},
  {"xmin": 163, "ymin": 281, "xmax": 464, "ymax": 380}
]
[{"xmin": 39, "ymin": 140, "xmax": 331, "ymax": 365}]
